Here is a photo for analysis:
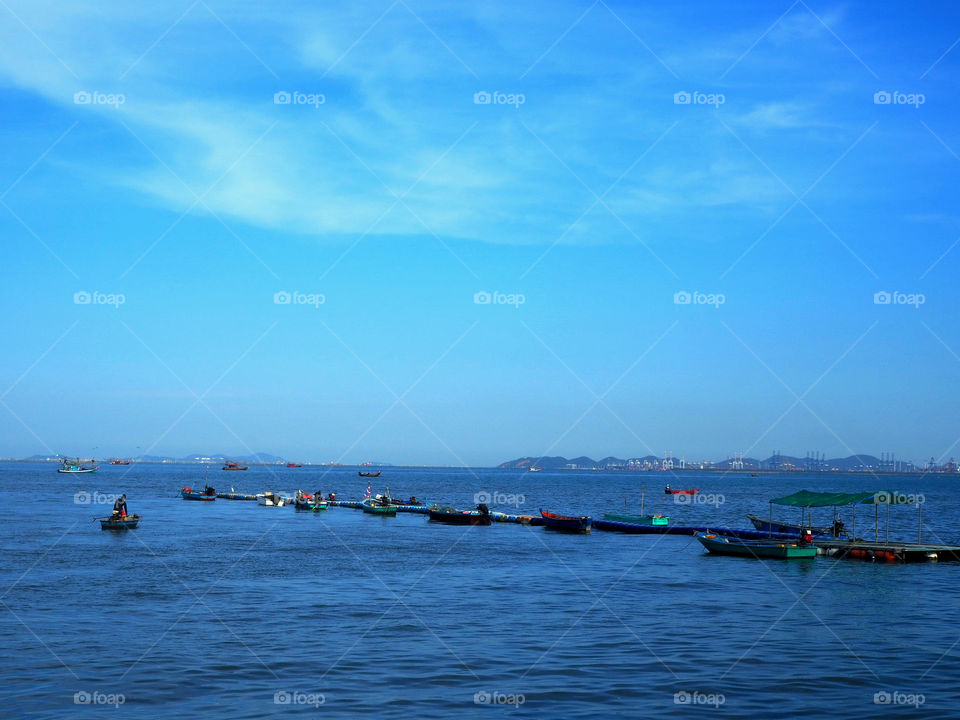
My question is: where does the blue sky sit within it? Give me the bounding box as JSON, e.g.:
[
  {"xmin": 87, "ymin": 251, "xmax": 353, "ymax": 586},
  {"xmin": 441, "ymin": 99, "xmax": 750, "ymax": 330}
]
[{"xmin": 0, "ymin": 1, "xmax": 958, "ymax": 466}]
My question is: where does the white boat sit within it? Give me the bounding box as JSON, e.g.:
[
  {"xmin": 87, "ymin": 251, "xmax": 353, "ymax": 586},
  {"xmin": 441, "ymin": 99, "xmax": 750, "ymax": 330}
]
[{"xmin": 257, "ymin": 491, "xmax": 286, "ymax": 507}]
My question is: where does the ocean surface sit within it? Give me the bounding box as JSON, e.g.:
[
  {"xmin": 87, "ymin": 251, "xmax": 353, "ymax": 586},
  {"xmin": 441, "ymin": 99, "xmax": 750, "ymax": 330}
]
[{"xmin": 1, "ymin": 462, "xmax": 958, "ymax": 718}]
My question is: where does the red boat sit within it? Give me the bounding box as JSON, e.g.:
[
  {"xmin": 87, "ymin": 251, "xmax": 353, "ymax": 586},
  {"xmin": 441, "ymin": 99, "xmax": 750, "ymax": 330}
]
[
  {"xmin": 286, "ymin": 462, "xmax": 303, "ymax": 468},
  {"xmin": 110, "ymin": 459, "xmax": 131, "ymax": 465},
  {"xmin": 222, "ymin": 461, "xmax": 248, "ymax": 471},
  {"xmin": 664, "ymin": 485, "xmax": 698, "ymax": 495}
]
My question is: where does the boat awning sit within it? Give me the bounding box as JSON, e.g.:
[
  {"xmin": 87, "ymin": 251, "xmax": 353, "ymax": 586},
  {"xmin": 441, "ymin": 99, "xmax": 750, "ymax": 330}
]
[{"xmin": 770, "ymin": 490, "xmax": 893, "ymax": 507}]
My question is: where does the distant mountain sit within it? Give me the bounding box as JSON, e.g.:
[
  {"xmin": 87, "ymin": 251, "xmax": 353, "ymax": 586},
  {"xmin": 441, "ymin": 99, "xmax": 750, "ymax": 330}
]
[{"xmin": 499, "ymin": 454, "xmax": 918, "ymax": 472}]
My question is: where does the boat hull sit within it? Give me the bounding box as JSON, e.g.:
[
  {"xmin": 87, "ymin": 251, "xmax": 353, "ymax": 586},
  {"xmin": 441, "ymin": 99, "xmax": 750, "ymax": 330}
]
[
  {"xmin": 182, "ymin": 491, "xmax": 215, "ymax": 501},
  {"xmin": 747, "ymin": 514, "xmax": 834, "ymax": 536},
  {"xmin": 429, "ymin": 510, "xmax": 492, "ymax": 526},
  {"xmin": 696, "ymin": 532, "xmax": 817, "ymax": 559},
  {"xmin": 100, "ymin": 515, "xmax": 140, "ymax": 530},
  {"xmin": 541, "ymin": 509, "xmax": 591, "ymax": 533},
  {"xmin": 58, "ymin": 468, "xmax": 97, "ymax": 473}
]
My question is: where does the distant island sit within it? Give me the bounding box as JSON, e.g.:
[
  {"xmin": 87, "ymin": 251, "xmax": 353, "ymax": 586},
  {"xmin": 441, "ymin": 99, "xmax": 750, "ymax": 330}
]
[{"xmin": 498, "ymin": 453, "xmax": 950, "ymax": 473}]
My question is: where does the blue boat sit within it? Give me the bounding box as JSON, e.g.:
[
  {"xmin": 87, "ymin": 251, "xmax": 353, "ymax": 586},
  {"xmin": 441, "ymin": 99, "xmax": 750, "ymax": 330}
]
[
  {"xmin": 747, "ymin": 513, "xmax": 840, "ymax": 537},
  {"xmin": 182, "ymin": 486, "xmax": 216, "ymax": 501},
  {"xmin": 541, "ymin": 509, "xmax": 591, "ymax": 533}
]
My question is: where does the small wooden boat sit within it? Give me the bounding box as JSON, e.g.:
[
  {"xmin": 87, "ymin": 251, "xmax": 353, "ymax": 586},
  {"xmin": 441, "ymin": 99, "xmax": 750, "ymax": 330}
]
[
  {"xmin": 695, "ymin": 532, "xmax": 817, "ymax": 559},
  {"xmin": 540, "ymin": 509, "xmax": 591, "ymax": 533},
  {"xmin": 664, "ymin": 485, "xmax": 698, "ymax": 495},
  {"xmin": 358, "ymin": 470, "xmax": 381, "ymax": 477},
  {"xmin": 182, "ymin": 486, "xmax": 216, "ymax": 501},
  {"xmin": 429, "ymin": 505, "xmax": 492, "ymax": 526},
  {"xmin": 100, "ymin": 514, "xmax": 140, "ymax": 530},
  {"xmin": 362, "ymin": 497, "xmax": 396, "ymax": 515},
  {"xmin": 258, "ymin": 491, "xmax": 286, "ymax": 507},
  {"xmin": 223, "ymin": 461, "xmax": 248, "ymax": 471},
  {"xmin": 603, "ymin": 512, "xmax": 669, "ymax": 526}
]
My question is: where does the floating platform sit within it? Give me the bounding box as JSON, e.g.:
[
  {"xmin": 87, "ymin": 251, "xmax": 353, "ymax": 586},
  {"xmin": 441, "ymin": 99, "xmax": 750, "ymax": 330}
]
[
  {"xmin": 814, "ymin": 539, "xmax": 960, "ymax": 563},
  {"xmin": 216, "ymin": 492, "xmax": 258, "ymax": 501}
]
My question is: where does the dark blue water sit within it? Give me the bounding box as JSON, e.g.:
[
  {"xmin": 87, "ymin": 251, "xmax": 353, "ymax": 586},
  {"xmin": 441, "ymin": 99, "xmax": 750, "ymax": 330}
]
[{"xmin": 2, "ymin": 462, "xmax": 958, "ymax": 718}]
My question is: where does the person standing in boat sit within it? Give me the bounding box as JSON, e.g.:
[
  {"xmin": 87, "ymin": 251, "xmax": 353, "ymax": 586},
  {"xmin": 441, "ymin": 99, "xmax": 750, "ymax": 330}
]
[{"xmin": 112, "ymin": 494, "xmax": 128, "ymax": 518}]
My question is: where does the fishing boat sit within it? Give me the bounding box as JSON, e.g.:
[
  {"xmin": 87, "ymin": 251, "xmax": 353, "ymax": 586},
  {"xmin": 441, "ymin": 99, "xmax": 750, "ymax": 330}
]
[
  {"xmin": 312, "ymin": 501, "xmax": 328, "ymax": 511},
  {"xmin": 603, "ymin": 513, "xmax": 669, "ymax": 526},
  {"xmin": 257, "ymin": 491, "xmax": 286, "ymax": 507},
  {"xmin": 362, "ymin": 492, "xmax": 397, "ymax": 516},
  {"xmin": 358, "ymin": 470, "xmax": 381, "ymax": 477},
  {"xmin": 664, "ymin": 485, "xmax": 698, "ymax": 495},
  {"xmin": 109, "ymin": 459, "xmax": 131, "ymax": 465},
  {"xmin": 182, "ymin": 486, "xmax": 216, "ymax": 501},
  {"xmin": 222, "ymin": 461, "xmax": 248, "ymax": 471},
  {"xmin": 429, "ymin": 504, "xmax": 492, "ymax": 526},
  {"xmin": 747, "ymin": 513, "xmax": 839, "ymax": 537},
  {"xmin": 286, "ymin": 462, "xmax": 303, "ymax": 468},
  {"xmin": 540, "ymin": 509, "xmax": 592, "ymax": 533},
  {"xmin": 58, "ymin": 457, "xmax": 98, "ymax": 473},
  {"xmin": 695, "ymin": 532, "xmax": 817, "ymax": 559},
  {"xmin": 99, "ymin": 514, "xmax": 140, "ymax": 530},
  {"xmin": 293, "ymin": 490, "xmax": 326, "ymax": 510},
  {"xmin": 528, "ymin": 466, "xmax": 542, "ymax": 472}
]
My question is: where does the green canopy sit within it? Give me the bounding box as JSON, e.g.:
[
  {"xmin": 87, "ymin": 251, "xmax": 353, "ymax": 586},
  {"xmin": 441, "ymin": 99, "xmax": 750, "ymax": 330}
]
[{"xmin": 770, "ymin": 490, "xmax": 882, "ymax": 507}]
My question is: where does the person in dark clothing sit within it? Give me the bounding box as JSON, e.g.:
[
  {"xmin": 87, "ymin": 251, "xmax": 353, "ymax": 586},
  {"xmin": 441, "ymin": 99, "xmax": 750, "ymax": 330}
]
[{"xmin": 112, "ymin": 494, "xmax": 128, "ymax": 518}]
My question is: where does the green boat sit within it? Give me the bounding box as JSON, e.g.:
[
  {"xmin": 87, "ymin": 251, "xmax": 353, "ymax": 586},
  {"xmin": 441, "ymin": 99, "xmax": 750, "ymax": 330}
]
[
  {"xmin": 695, "ymin": 532, "xmax": 817, "ymax": 559},
  {"xmin": 362, "ymin": 497, "xmax": 397, "ymax": 516},
  {"xmin": 312, "ymin": 501, "xmax": 328, "ymax": 512},
  {"xmin": 603, "ymin": 512, "xmax": 669, "ymax": 526}
]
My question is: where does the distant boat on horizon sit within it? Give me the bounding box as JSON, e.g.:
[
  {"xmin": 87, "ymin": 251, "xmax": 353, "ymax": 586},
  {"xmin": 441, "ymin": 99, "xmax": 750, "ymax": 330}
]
[
  {"xmin": 58, "ymin": 457, "xmax": 98, "ymax": 473},
  {"xmin": 528, "ymin": 466, "xmax": 542, "ymax": 472},
  {"xmin": 110, "ymin": 459, "xmax": 131, "ymax": 465},
  {"xmin": 359, "ymin": 470, "xmax": 381, "ymax": 477},
  {"xmin": 223, "ymin": 461, "xmax": 248, "ymax": 471},
  {"xmin": 286, "ymin": 462, "xmax": 303, "ymax": 468}
]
